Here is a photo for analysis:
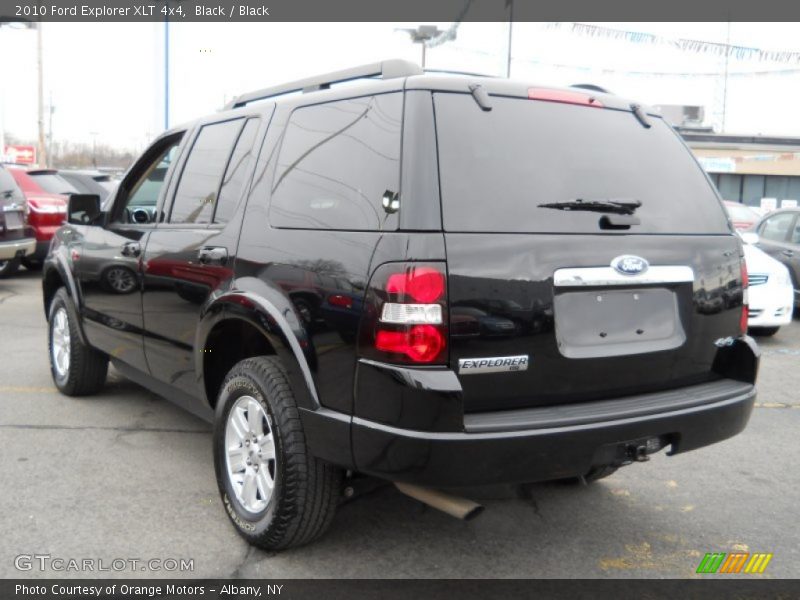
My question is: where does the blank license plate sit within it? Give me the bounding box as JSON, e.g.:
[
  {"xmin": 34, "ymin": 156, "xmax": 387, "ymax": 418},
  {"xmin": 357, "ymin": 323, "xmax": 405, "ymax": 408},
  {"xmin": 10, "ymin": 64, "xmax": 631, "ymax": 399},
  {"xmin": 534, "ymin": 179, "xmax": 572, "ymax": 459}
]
[
  {"xmin": 4, "ymin": 211, "xmax": 23, "ymax": 230},
  {"xmin": 554, "ymin": 288, "xmax": 686, "ymax": 359}
]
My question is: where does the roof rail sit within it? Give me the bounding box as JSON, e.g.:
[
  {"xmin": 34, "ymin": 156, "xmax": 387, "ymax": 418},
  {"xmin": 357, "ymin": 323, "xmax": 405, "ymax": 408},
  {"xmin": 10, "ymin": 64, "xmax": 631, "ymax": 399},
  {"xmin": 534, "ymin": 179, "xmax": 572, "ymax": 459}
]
[{"xmin": 224, "ymin": 59, "xmax": 422, "ymax": 110}]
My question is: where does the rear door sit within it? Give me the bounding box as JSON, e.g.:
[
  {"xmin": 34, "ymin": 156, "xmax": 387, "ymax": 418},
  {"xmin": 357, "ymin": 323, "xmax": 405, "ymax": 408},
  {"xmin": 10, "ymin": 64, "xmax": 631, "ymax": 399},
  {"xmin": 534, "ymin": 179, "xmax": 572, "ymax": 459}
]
[
  {"xmin": 434, "ymin": 92, "xmax": 741, "ymax": 413},
  {"xmin": 141, "ymin": 115, "xmax": 265, "ymax": 398}
]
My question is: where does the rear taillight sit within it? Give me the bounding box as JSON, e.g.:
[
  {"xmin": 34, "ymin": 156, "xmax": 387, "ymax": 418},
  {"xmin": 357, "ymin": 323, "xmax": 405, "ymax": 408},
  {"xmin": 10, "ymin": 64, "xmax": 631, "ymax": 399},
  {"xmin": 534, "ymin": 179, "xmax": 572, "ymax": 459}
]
[
  {"xmin": 740, "ymin": 259, "xmax": 749, "ymax": 335},
  {"xmin": 359, "ymin": 262, "xmax": 448, "ymax": 365}
]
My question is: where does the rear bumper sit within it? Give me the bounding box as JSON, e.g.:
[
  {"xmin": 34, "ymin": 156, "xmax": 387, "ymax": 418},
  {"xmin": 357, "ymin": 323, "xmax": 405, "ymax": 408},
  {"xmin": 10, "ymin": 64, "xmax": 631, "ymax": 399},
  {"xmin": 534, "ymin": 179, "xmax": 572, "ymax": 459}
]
[
  {"xmin": 0, "ymin": 237, "xmax": 36, "ymax": 261},
  {"xmin": 349, "ymin": 379, "xmax": 756, "ymax": 486}
]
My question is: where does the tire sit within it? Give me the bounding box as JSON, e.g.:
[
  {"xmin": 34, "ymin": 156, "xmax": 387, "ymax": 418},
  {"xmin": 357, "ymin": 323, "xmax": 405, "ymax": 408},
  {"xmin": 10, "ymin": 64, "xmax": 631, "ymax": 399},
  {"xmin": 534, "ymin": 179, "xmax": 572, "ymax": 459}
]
[
  {"xmin": 48, "ymin": 288, "xmax": 109, "ymax": 396},
  {"xmin": 213, "ymin": 356, "xmax": 342, "ymax": 550},
  {"xmin": 21, "ymin": 257, "xmax": 42, "ymax": 271},
  {"xmin": 749, "ymin": 326, "xmax": 779, "ymax": 337},
  {"xmin": 0, "ymin": 258, "xmax": 21, "ymax": 278}
]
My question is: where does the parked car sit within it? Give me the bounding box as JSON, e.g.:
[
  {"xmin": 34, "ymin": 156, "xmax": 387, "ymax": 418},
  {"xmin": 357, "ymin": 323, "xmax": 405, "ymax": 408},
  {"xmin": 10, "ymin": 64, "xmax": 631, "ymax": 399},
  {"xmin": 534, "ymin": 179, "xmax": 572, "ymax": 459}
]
[
  {"xmin": 723, "ymin": 200, "xmax": 760, "ymax": 231},
  {"xmin": 741, "ymin": 242, "xmax": 793, "ymax": 336},
  {"xmin": 8, "ymin": 167, "xmax": 69, "ymax": 268},
  {"xmin": 58, "ymin": 170, "xmax": 117, "ymax": 201},
  {"xmin": 42, "ymin": 60, "xmax": 759, "ymax": 550},
  {"xmin": 750, "ymin": 207, "xmax": 800, "ymax": 306},
  {"xmin": 0, "ymin": 165, "xmax": 35, "ymax": 276}
]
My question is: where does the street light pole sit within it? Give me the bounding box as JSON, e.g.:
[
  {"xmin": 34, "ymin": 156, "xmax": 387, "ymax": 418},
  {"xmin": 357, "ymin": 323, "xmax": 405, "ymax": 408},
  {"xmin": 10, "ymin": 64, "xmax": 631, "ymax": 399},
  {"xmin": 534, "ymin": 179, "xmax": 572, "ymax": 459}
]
[
  {"xmin": 397, "ymin": 26, "xmax": 443, "ymax": 69},
  {"xmin": 506, "ymin": 0, "xmax": 514, "ymax": 78}
]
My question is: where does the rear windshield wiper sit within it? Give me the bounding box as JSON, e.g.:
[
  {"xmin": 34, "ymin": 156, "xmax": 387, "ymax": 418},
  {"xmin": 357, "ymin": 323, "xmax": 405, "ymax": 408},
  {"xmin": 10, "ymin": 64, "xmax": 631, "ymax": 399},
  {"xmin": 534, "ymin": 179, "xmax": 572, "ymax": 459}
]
[{"xmin": 537, "ymin": 198, "xmax": 642, "ymax": 215}]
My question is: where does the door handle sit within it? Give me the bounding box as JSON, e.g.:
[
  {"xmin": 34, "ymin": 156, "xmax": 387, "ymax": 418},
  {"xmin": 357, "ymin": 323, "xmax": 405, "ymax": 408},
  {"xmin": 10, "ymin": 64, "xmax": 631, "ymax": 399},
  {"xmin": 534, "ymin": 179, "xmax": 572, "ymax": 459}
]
[
  {"xmin": 121, "ymin": 241, "xmax": 141, "ymax": 258},
  {"xmin": 198, "ymin": 246, "xmax": 228, "ymax": 266},
  {"xmin": 782, "ymin": 249, "xmax": 794, "ymax": 257}
]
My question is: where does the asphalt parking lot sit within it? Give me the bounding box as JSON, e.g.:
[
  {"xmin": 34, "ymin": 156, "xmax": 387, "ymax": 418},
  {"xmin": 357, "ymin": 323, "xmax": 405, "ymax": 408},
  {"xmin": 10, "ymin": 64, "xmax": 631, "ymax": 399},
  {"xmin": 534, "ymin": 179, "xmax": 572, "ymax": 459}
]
[{"xmin": 1, "ymin": 269, "xmax": 798, "ymax": 579}]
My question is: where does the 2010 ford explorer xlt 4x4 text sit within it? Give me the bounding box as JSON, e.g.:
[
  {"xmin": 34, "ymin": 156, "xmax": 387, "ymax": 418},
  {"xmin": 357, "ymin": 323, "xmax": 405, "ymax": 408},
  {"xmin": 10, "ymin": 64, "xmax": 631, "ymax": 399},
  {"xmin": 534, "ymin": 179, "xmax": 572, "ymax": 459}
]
[{"xmin": 42, "ymin": 60, "xmax": 759, "ymax": 550}]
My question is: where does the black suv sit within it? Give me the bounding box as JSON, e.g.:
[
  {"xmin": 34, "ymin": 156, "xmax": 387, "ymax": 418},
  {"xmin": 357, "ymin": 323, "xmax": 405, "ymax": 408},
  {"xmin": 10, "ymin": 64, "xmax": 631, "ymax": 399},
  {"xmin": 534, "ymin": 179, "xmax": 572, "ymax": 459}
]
[{"xmin": 43, "ymin": 60, "xmax": 759, "ymax": 550}]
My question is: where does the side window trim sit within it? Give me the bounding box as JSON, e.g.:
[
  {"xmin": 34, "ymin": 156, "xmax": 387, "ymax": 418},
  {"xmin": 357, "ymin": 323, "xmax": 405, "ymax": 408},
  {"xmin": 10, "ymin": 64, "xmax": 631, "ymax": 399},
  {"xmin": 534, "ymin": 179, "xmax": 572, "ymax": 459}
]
[
  {"xmin": 166, "ymin": 116, "xmax": 246, "ymax": 225},
  {"xmin": 210, "ymin": 116, "xmax": 262, "ymax": 226}
]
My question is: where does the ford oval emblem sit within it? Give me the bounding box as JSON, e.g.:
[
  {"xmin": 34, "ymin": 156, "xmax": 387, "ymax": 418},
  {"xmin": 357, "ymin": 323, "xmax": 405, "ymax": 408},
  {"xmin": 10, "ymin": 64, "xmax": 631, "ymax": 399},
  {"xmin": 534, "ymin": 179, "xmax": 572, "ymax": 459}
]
[{"xmin": 611, "ymin": 255, "xmax": 649, "ymax": 276}]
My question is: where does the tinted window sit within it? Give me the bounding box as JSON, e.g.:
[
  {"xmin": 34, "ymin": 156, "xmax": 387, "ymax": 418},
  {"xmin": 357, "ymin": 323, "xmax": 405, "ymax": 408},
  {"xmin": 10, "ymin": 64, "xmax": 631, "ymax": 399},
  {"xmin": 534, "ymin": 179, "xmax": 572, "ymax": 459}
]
[
  {"xmin": 170, "ymin": 119, "xmax": 244, "ymax": 224},
  {"xmin": 270, "ymin": 93, "xmax": 402, "ymax": 230},
  {"xmin": 760, "ymin": 213, "xmax": 795, "ymax": 242},
  {"xmin": 115, "ymin": 133, "xmax": 183, "ymax": 224},
  {"xmin": 214, "ymin": 118, "xmax": 260, "ymax": 224},
  {"xmin": 0, "ymin": 167, "xmax": 25, "ymax": 204},
  {"xmin": 434, "ymin": 94, "xmax": 730, "ymax": 234},
  {"xmin": 716, "ymin": 174, "xmax": 742, "ymax": 202},
  {"xmin": 30, "ymin": 173, "xmax": 79, "ymax": 195}
]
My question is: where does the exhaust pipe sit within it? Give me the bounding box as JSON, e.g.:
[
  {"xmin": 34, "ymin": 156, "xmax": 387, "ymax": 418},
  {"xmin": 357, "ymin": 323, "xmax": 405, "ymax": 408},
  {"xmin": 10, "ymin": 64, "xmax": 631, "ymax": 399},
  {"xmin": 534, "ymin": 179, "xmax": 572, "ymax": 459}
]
[{"xmin": 395, "ymin": 482, "xmax": 484, "ymax": 521}]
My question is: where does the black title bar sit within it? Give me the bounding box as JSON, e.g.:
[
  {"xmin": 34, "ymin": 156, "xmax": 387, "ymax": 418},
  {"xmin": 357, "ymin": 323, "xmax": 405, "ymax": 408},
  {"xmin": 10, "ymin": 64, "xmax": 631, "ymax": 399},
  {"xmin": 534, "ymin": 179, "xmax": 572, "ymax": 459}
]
[{"xmin": 3, "ymin": 0, "xmax": 800, "ymax": 23}]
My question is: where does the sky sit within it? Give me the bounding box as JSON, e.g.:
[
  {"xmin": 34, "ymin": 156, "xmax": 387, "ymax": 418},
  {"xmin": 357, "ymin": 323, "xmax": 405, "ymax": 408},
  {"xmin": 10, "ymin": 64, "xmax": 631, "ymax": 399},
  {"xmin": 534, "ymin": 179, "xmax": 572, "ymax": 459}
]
[{"xmin": 2, "ymin": 21, "xmax": 800, "ymax": 150}]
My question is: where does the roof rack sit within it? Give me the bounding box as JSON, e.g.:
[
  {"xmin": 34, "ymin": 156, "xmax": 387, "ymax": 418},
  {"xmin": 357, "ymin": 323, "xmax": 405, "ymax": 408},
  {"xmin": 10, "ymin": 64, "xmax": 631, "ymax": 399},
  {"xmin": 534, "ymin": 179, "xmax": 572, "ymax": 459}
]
[{"xmin": 224, "ymin": 59, "xmax": 422, "ymax": 110}]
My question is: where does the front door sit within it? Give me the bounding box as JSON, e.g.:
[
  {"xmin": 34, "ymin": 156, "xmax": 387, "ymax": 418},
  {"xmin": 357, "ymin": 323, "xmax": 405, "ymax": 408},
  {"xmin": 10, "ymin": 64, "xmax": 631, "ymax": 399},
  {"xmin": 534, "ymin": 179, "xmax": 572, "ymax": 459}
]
[{"xmin": 77, "ymin": 133, "xmax": 186, "ymax": 373}]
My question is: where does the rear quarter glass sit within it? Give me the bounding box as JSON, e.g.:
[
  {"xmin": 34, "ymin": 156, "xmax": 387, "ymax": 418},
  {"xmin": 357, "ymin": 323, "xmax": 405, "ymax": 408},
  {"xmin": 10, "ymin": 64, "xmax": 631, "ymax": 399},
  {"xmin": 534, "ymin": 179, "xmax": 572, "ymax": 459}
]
[{"xmin": 433, "ymin": 93, "xmax": 730, "ymax": 235}]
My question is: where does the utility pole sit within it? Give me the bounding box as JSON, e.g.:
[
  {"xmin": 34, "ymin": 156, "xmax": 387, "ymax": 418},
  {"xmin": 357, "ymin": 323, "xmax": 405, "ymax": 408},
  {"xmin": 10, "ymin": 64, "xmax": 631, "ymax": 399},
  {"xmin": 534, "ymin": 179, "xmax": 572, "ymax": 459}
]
[
  {"xmin": 721, "ymin": 21, "xmax": 731, "ymax": 133},
  {"xmin": 90, "ymin": 131, "xmax": 99, "ymax": 168},
  {"xmin": 47, "ymin": 92, "xmax": 55, "ymax": 165},
  {"xmin": 36, "ymin": 21, "xmax": 47, "ymax": 168}
]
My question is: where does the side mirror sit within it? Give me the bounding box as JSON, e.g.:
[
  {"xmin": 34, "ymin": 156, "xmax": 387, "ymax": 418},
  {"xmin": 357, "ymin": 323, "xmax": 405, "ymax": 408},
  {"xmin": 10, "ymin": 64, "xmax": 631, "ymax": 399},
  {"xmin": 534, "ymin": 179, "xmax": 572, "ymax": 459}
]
[
  {"xmin": 740, "ymin": 232, "xmax": 759, "ymax": 245},
  {"xmin": 67, "ymin": 194, "xmax": 103, "ymax": 225}
]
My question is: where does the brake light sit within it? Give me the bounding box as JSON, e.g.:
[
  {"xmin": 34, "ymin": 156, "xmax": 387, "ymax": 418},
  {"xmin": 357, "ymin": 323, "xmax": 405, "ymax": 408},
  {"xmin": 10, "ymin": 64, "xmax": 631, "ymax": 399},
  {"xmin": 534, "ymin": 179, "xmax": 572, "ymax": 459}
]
[
  {"xmin": 386, "ymin": 267, "xmax": 445, "ymax": 303},
  {"xmin": 359, "ymin": 263, "xmax": 448, "ymax": 365},
  {"xmin": 740, "ymin": 259, "xmax": 749, "ymax": 335},
  {"xmin": 528, "ymin": 88, "xmax": 604, "ymax": 108}
]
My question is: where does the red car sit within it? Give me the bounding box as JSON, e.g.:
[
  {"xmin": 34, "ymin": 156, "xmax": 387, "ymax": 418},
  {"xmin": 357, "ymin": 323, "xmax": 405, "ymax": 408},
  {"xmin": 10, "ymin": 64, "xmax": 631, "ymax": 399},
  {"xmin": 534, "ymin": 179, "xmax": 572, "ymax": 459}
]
[
  {"xmin": 8, "ymin": 168, "xmax": 72, "ymax": 268},
  {"xmin": 723, "ymin": 200, "xmax": 761, "ymax": 231}
]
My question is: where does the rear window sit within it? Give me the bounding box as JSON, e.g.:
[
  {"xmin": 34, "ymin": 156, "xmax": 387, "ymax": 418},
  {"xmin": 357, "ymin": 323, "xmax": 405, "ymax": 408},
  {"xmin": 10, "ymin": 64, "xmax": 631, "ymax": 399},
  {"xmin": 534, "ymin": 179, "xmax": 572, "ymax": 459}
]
[
  {"xmin": 0, "ymin": 168, "xmax": 25, "ymax": 204},
  {"xmin": 434, "ymin": 94, "xmax": 729, "ymax": 234},
  {"xmin": 29, "ymin": 172, "xmax": 79, "ymax": 195}
]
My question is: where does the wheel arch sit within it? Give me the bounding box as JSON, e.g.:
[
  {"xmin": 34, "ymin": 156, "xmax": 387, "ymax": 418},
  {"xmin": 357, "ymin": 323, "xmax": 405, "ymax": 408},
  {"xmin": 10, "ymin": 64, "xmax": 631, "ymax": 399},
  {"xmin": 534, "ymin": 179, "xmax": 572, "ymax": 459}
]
[
  {"xmin": 197, "ymin": 284, "xmax": 320, "ymax": 412},
  {"xmin": 43, "ymin": 255, "xmax": 88, "ymax": 345}
]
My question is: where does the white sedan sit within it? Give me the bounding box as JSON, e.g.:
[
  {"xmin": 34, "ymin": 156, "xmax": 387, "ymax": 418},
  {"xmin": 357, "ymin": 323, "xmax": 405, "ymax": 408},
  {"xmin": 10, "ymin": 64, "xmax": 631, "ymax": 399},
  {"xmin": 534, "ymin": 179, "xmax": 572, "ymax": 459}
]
[{"xmin": 744, "ymin": 243, "xmax": 794, "ymax": 336}]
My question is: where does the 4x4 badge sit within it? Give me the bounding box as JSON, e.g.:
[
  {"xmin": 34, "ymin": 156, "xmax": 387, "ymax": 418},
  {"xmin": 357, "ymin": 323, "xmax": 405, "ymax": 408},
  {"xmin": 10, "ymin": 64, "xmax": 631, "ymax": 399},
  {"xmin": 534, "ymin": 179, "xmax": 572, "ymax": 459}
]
[{"xmin": 611, "ymin": 255, "xmax": 649, "ymax": 276}]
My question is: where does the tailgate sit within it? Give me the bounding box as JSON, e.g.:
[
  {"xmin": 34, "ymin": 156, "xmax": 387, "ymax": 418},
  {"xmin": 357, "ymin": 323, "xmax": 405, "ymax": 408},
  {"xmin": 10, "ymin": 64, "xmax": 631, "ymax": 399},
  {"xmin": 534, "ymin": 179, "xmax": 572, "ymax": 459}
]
[
  {"xmin": 446, "ymin": 234, "xmax": 743, "ymax": 412},
  {"xmin": 433, "ymin": 91, "xmax": 740, "ymax": 413}
]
